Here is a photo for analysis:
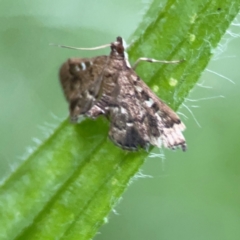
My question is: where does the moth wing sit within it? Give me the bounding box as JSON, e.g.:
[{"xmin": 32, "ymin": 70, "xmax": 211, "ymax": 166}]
[
  {"xmin": 82, "ymin": 69, "xmax": 148, "ymax": 149},
  {"xmin": 107, "ymin": 73, "xmax": 152, "ymax": 150},
  {"xmin": 59, "ymin": 56, "xmax": 109, "ymax": 121},
  {"xmin": 129, "ymin": 72, "xmax": 186, "ymax": 150}
]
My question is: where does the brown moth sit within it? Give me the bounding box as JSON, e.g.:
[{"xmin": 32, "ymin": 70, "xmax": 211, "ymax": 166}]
[{"xmin": 58, "ymin": 36, "xmax": 186, "ymax": 151}]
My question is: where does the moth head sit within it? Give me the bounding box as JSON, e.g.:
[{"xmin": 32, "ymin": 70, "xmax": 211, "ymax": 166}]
[{"xmin": 110, "ymin": 36, "xmax": 126, "ymax": 57}]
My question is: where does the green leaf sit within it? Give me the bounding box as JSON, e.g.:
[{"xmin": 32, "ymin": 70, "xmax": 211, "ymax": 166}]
[{"xmin": 0, "ymin": 0, "xmax": 239, "ymax": 239}]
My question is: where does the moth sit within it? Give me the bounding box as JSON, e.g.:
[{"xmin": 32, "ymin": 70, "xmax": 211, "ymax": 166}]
[{"xmin": 58, "ymin": 36, "xmax": 186, "ymax": 151}]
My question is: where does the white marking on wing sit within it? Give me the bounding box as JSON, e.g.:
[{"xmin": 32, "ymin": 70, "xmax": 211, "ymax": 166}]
[
  {"xmin": 145, "ymin": 98, "xmax": 154, "ymax": 108},
  {"xmin": 81, "ymin": 62, "xmax": 86, "ymax": 70},
  {"xmin": 75, "ymin": 65, "xmax": 81, "ymax": 71},
  {"xmin": 120, "ymin": 107, "xmax": 128, "ymax": 114},
  {"xmin": 135, "ymin": 85, "xmax": 143, "ymax": 92}
]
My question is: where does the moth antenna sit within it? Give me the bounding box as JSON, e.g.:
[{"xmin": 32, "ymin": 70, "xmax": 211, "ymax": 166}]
[{"xmin": 49, "ymin": 43, "xmax": 111, "ymax": 51}]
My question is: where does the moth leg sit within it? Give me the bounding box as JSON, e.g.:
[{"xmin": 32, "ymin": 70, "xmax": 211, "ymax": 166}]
[
  {"xmin": 132, "ymin": 57, "xmax": 184, "ymax": 70},
  {"xmin": 85, "ymin": 104, "xmax": 106, "ymax": 119},
  {"xmin": 86, "ymin": 92, "xmax": 114, "ymax": 119},
  {"xmin": 86, "ymin": 72, "xmax": 120, "ymax": 119}
]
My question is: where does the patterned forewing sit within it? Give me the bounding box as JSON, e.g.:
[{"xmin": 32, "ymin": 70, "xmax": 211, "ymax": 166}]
[
  {"xmin": 59, "ymin": 56, "xmax": 109, "ymax": 121},
  {"xmin": 129, "ymin": 72, "xmax": 186, "ymax": 150},
  {"xmin": 108, "ymin": 71, "xmax": 152, "ymax": 150}
]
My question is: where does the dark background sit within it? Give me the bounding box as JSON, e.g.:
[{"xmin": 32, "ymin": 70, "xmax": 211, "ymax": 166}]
[{"xmin": 0, "ymin": 1, "xmax": 240, "ymax": 239}]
